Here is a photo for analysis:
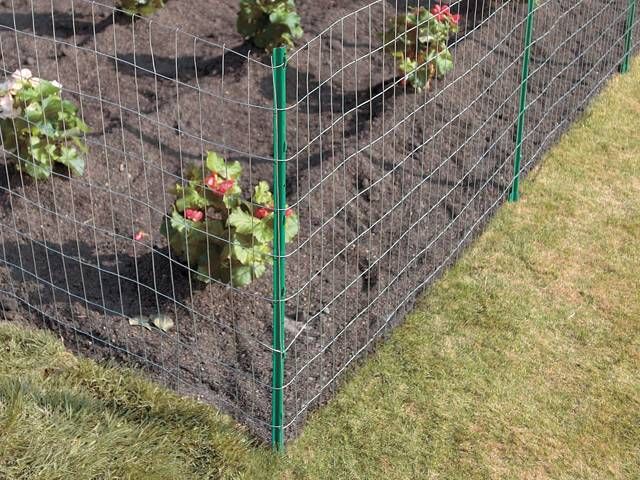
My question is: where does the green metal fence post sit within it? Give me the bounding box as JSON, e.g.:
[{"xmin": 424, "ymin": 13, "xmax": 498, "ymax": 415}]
[
  {"xmin": 510, "ymin": 0, "xmax": 536, "ymax": 202},
  {"xmin": 271, "ymin": 46, "xmax": 287, "ymax": 451},
  {"xmin": 621, "ymin": 0, "xmax": 637, "ymax": 74}
]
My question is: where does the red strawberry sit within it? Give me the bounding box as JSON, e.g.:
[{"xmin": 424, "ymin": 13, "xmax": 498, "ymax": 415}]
[
  {"xmin": 286, "ymin": 208, "xmax": 294, "ymax": 218},
  {"xmin": 254, "ymin": 207, "xmax": 271, "ymax": 219},
  {"xmin": 431, "ymin": 4, "xmax": 450, "ymax": 22},
  {"xmin": 431, "ymin": 4, "xmax": 443, "ymax": 20},
  {"xmin": 205, "ymin": 173, "xmax": 235, "ymax": 197},
  {"xmin": 134, "ymin": 230, "xmax": 146, "ymax": 241},
  {"xmin": 205, "ymin": 173, "xmax": 217, "ymax": 189},
  {"xmin": 184, "ymin": 208, "xmax": 204, "ymax": 222},
  {"xmin": 217, "ymin": 179, "xmax": 235, "ymax": 195},
  {"xmin": 449, "ymin": 13, "xmax": 461, "ymax": 25}
]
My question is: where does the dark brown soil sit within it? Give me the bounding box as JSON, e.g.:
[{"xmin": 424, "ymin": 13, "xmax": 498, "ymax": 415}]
[{"xmin": 0, "ymin": 0, "xmax": 630, "ymax": 440}]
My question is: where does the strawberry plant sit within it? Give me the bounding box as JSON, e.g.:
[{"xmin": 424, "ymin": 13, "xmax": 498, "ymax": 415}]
[
  {"xmin": 237, "ymin": 0, "xmax": 303, "ymax": 50},
  {"xmin": 0, "ymin": 69, "xmax": 89, "ymax": 180},
  {"xmin": 118, "ymin": 0, "xmax": 165, "ymax": 16},
  {"xmin": 160, "ymin": 151, "xmax": 299, "ymax": 287},
  {"xmin": 384, "ymin": 3, "xmax": 460, "ymax": 92}
]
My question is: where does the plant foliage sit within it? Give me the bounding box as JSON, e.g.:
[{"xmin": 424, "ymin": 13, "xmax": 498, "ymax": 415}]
[
  {"xmin": 0, "ymin": 69, "xmax": 89, "ymax": 179},
  {"xmin": 118, "ymin": 0, "xmax": 165, "ymax": 17},
  {"xmin": 237, "ymin": 0, "xmax": 303, "ymax": 50},
  {"xmin": 160, "ymin": 151, "xmax": 299, "ymax": 287},
  {"xmin": 384, "ymin": 3, "xmax": 460, "ymax": 92}
]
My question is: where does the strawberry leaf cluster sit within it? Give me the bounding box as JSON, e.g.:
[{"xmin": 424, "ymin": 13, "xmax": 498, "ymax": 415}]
[
  {"xmin": 237, "ymin": 0, "xmax": 303, "ymax": 50},
  {"xmin": 160, "ymin": 151, "xmax": 299, "ymax": 287},
  {"xmin": 0, "ymin": 69, "xmax": 89, "ymax": 180},
  {"xmin": 118, "ymin": 0, "xmax": 165, "ymax": 17},
  {"xmin": 384, "ymin": 3, "xmax": 460, "ymax": 92}
]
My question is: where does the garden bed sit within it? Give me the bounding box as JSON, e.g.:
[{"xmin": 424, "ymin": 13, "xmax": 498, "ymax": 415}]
[{"xmin": 0, "ymin": 0, "xmax": 628, "ymax": 439}]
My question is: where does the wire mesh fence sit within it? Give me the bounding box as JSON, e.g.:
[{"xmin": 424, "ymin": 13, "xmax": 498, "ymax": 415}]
[{"xmin": 0, "ymin": 0, "xmax": 637, "ymax": 445}]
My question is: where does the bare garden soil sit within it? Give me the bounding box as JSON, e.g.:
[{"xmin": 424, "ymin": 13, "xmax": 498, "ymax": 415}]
[{"xmin": 0, "ymin": 0, "xmax": 627, "ymax": 439}]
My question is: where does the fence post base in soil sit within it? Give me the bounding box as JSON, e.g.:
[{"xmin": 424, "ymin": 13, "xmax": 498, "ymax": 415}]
[
  {"xmin": 271, "ymin": 46, "xmax": 288, "ymax": 451},
  {"xmin": 510, "ymin": 0, "xmax": 536, "ymax": 202},
  {"xmin": 621, "ymin": 0, "xmax": 637, "ymax": 73}
]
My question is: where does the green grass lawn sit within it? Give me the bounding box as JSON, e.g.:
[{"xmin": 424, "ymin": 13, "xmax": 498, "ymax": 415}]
[{"xmin": 1, "ymin": 58, "xmax": 639, "ymax": 479}]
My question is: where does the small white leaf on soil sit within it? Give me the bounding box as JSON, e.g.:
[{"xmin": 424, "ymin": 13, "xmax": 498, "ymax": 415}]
[
  {"xmin": 151, "ymin": 314, "xmax": 174, "ymax": 333},
  {"xmin": 128, "ymin": 315, "xmax": 152, "ymax": 331}
]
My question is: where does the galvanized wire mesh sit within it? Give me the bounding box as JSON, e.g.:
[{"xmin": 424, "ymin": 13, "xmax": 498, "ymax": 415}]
[
  {"xmin": 0, "ymin": 0, "xmax": 636, "ymax": 443},
  {"xmin": 281, "ymin": 0, "xmax": 635, "ymax": 438}
]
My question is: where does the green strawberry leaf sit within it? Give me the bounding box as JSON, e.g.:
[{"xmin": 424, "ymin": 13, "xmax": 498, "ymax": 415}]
[
  {"xmin": 228, "ymin": 208, "xmax": 258, "ymax": 235},
  {"xmin": 58, "ymin": 146, "xmax": 85, "ymax": 176},
  {"xmin": 252, "ymin": 181, "xmax": 273, "ymax": 205},
  {"xmin": 252, "ymin": 219, "xmax": 273, "ymax": 244},
  {"xmin": 285, "ymin": 213, "xmax": 299, "ymax": 243},
  {"xmin": 231, "ymin": 265, "xmax": 253, "ymax": 287}
]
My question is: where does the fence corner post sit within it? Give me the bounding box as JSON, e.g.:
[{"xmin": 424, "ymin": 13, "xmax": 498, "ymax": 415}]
[
  {"xmin": 271, "ymin": 46, "xmax": 287, "ymax": 452},
  {"xmin": 621, "ymin": 0, "xmax": 637, "ymax": 74},
  {"xmin": 510, "ymin": 0, "xmax": 536, "ymax": 203}
]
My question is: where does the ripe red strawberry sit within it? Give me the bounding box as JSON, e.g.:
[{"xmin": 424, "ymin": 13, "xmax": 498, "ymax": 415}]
[
  {"xmin": 254, "ymin": 206, "xmax": 292, "ymax": 219},
  {"xmin": 431, "ymin": 4, "xmax": 444, "ymax": 21},
  {"xmin": 205, "ymin": 173, "xmax": 235, "ymax": 197},
  {"xmin": 254, "ymin": 207, "xmax": 271, "ymax": 219},
  {"xmin": 217, "ymin": 179, "xmax": 235, "ymax": 195},
  {"xmin": 431, "ymin": 4, "xmax": 453, "ymax": 22},
  {"xmin": 205, "ymin": 173, "xmax": 217, "ymax": 189},
  {"xmin": 450, "ymin": 13, "xmax": 461, "ymax": 25},
  {"xmin": 184, "ymin": 208, "xmax": 204, "ymax": 222}
]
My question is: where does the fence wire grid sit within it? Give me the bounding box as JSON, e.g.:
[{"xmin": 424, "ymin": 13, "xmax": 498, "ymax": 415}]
[{"xmin": 0, "ymin": 0, "xmax": 637, "ymax": 444}]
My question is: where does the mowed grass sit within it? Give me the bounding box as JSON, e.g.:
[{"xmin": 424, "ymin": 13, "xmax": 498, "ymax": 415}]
[
  {"xmin": 0, "ymin": 326, "xmax": 271, "ymax": 479},
  {"xmin": 275, "ymin": 63, "xmax": 640, "ymax": 479},
  {"xmin": 1, "ymin": 58, "xmax": 639, "ymax": 479}
]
